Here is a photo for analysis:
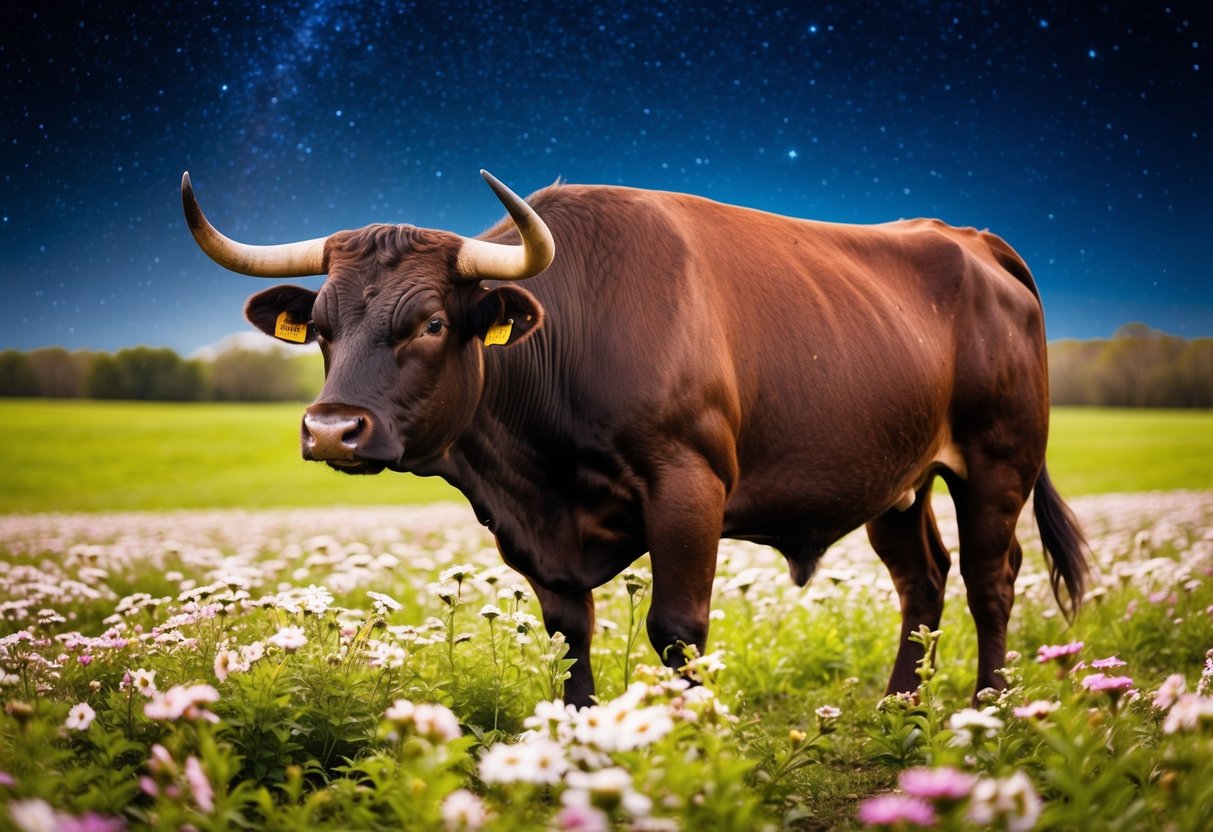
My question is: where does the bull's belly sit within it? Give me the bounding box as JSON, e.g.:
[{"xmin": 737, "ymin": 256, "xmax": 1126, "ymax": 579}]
[{"xmin": 720, "ymin": 438, "xmax": 965, "ymax": 555}]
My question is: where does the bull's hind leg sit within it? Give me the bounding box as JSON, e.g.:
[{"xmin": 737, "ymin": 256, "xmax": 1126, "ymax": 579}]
[
  {"xmin": 866, "ymin": 480, "xmax": 952, "ymax": 694},
  {"xmin": 948, "ymin": 459, "xmax": 1032, "ymax": 698}
]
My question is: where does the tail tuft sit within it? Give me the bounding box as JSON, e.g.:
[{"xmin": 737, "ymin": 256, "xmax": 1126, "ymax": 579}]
[{"xmin": 1033, "ymin": 464, "xmax": 1090, "ymax": 621}]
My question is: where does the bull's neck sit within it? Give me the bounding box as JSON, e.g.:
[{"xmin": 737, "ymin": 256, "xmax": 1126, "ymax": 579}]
[{"xmin": 435, "ymin": 334, "xmax": 571, "ymax": 534}]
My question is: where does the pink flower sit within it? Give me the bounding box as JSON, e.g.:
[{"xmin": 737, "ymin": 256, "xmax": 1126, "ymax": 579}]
[
  {"xmin": 1162, "ymin": 694, "xmax": 1213, "ymax": 734},
  {"xmin": 1081, "ymin": 673, "xmax": 1134, "ymax": 693},
  {"xmin": 144, "ymin": 683, "xmax": 220, "ymax": 722},
  {"xmin": 857, "ymin": 794, "xmax": 936, "ymax": 827},
  {"xmin": 1153, "ymin": 674, "xmax": 1187, "ymax": 710},
  {"xmin": 1036, "ymin": 641, "xmax": 1083, "ymax": 663},
  {"xmin": 184, "ymin": 756, "xmax": 214, "ymax": 813},
  {"xmin": 1090, "ymin": 656, "xmax": 1127, "ymax": 669},
  {"xmin": 269, "ymin": 625, "xmax": 308, "ymax": 653},
  {"xmin": 552, "ymin": 804, "xmax": 609, "ymax": 832},
  {"xmin": 898, "ymin": 766, "xmax": 976, "ymax": 802}
]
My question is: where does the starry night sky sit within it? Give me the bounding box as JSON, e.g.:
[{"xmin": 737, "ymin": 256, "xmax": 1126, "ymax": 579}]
[{"xmin": 2, "ymin": 1, "xmax": 1209, "ymax": 353}]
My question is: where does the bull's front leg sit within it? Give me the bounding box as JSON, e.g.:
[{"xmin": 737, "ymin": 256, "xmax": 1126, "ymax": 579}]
[
  {"xmin": 527, "ymin": 580, "xmax": 596, "ymax": 708},
  {"xmin": 644, "ymin": 455, "xmax": 726, "ymax": 677}
]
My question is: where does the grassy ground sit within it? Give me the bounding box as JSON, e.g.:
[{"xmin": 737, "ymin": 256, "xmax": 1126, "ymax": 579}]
[
  {"xmin": 0, "ymin": 399, "xmax": 458, "ymax": 513},
  {"xmin": 0, "ymin": 400, "xmax": 1208, "ymax": 513}
]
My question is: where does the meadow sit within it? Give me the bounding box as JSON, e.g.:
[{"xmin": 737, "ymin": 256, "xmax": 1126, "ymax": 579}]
[{"xmin": 1, "ymin": 399, "xmax": 1211, "ymax": 830}]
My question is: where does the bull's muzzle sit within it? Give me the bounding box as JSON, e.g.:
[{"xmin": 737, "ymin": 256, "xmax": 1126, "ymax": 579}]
[{"xmin": 301, "ymin": 404, "xmax": 375, "ymax": 465}]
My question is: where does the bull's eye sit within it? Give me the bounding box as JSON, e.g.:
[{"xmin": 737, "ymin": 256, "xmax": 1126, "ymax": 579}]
[{"xmin": 425, "ymin": 318, "xmax": 445, "ymax": 335}]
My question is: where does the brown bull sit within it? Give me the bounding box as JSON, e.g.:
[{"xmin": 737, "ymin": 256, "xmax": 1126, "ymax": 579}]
[{"xmin": 182, "ymin": 169, "xmax": 1088, "ymax": 706}]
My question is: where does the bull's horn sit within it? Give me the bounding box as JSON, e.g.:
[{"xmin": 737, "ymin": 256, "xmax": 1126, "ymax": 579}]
[
  {"xmin": 455, "ymin": 170, "xmax": 555, "ymax": 281},
  {"xmin": 181, "ymin": 172, "xmax": 328, "ymax": 277}
]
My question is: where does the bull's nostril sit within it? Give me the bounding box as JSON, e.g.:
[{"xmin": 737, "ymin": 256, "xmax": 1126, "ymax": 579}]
[{"xmin": 341, "ymin": 417, "xmax": 366, "ymax": 446}]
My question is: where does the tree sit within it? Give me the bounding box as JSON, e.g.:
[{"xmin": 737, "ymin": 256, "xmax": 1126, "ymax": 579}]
[
  {"xmin": 0, "ymin": 350, "xmax": 39, "ymax": 396},
  {"xmin": 85, "ymin": 347, "xmax": 206, "ymax": 400},
  {"xmin": 27, "ymin": 347, "xmax": 90, "ymax": 397},
  {"xmin": 208, "ymin": 348, "xmax": 312, "ymax": 401}
]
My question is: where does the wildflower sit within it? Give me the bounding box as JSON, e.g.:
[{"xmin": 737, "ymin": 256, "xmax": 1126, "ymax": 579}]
[
  {"xmin": 788, "ymin": 729, "xmax": 808, "ymax": 747},
  {"xmin": 144, "ymin": 683, "xmax": 220, "ymax": 723},
  {"xmin": 1013, "ymin": 699, "xmax": 1061, "ymax": 720},
  {"xmin": 367, "ymin": 640, "xmax": 407, "ymax": 669},
  {"xmin": 1091, "ymin": 655, "xmax": 1127, "ymax": 669},
  {"xmin": 430, "ymin": 583, "xmax": 459, "ymax": 606},
  {"xmin": 966, "ymin": 771, "xmax": 1041, "ymax": 832},
  {"xmin": 552, "ymin": 804, "xmax": 609, "ymax": 832},
  {"xmin": 948, "ymin": 707, "xmax": 1004, "ymax": 745},
  {"xmin": 524, "ymin": 699, "xmax": 575, "ymax": 735},
  {"xmin": 1153, "ymin": 673, "xmax": 1187, "ymax": 710},
  {"xmin": 268, "ymin": 625, "xmax": 308, "ymax": 653},
  {"xmin": 857, "ymin": 793, "xmax": 936, "ymax": 827},
  {"xmin": 562, "ymin": 769, "xmax": 652, "ymax": 818},
  {"xmin": 368, "ymin": 591, "xmax": 402, "ymax": 614},
  {"xmin": 1081, "ymin": 673, "xmax": 1134, "ymax": 694},
  {"xmin": 184, "ymin": 756, "xmax": 214, "ymax": 813},
  {"xmin": 299, "ymin": 584, "xmax": 333, "ymax": 615},
  {"xmin": 129, "ymin": 668, "xmax": 157, "ymax": 696},
  {"xmin": 898, "ymin": 766, "xmax": 977, "ymax": 802},
  {"xmin": 7, "ymin": 799, "xmax": 57, "ymax": 832},
  {"xmin": 479, "ymin": 737, "xmax": 569, "ymax": 785},
  {"xmin": 479, "ymin": 604, "xmax": 503, "ymax": 620},
  {"xmin": 622, "ymin": 569, "xmax": 650, "ymax": 596},
  {"xmin": 240, "ymin": 641, "xmax": 265, "ymax": 664},
  {"xmin": 441, "ymin": 788, "xmax": 488, "ymax": 830},
  {"xmin": 439, "ymin": 564, "xmax": 477, "ymax": 586},
  {"xmin": 1036, "ymin": 641, "xmax": 1083, "ymax": 663},
  {"xmin": 413, "ymin": 703, "xmax": 462, "ymax": 743},
  {"xmin": 213, "ymin": 648, "xmax": 250, "ymax": 682},
  {"xmin": 815, "ymin": 704, "xmax": 841, "ymax": 733},
  {"xmin": 1161, "ymin": 694, "xmax": 1213, "ymax": 734},
  {"xmin": 384, "ymin": 699, "xmax": 461, "ymax": 743},
  {"xmin": 65, "ymin": 702, "xmax": 96, "ymax": 731},
  {"xmin": 503, "ymin": 583, "xmax": 531, "ymax": 604}
]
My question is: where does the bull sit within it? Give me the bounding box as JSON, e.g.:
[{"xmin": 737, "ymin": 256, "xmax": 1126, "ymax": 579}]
[{"xmin": 182, "ymin": 169, "xmax": 1088, "ymax": 707}]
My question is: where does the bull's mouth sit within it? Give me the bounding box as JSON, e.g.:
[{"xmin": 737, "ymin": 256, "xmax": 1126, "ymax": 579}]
[{"xmin": 323, "ymin": 458, "xmax": 388, "ymax": 475}]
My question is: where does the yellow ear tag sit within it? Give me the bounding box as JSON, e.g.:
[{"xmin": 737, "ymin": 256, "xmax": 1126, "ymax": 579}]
[
  {"xmin": 274, "ymin": 311, "xmax": 308, "ymax": 343},
  {"xmin": 483, "ymin": 320, "xmax": 513, "ymax": 346}
]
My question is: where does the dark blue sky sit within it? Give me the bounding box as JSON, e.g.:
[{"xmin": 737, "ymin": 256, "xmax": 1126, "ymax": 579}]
[{"xmin": 2, "ymin": 1, "xmax": 1209, "ymax": 353}]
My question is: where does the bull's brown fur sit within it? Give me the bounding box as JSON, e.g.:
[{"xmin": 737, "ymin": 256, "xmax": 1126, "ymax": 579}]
[{"xmin": 232, "ymin": 180, "xmax": 1089, "ymax": 707}]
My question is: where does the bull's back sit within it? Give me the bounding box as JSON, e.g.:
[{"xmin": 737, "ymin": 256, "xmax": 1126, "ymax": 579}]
[
  {"xmin": 652, "ymin": 196, "xmax": 1046, "ymax": 535},
  {"xmin": 519, "ymin": 185, "xmax": 1046, "ymax": 538}
]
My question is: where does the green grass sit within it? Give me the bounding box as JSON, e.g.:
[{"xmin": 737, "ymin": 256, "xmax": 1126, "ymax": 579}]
[
  {"xmin": 1045, "ymin": 407, "xmax": 1213, "ymax": 495},
  {"xmin": 0, "ymin": 399, "xmax": 458, "ymax": 513},
  {"xmin": 0, "ymin": 400, "xmax": 1208, "ymax": 514}
]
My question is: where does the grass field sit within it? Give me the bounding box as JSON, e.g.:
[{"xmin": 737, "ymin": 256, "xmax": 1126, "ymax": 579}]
[
  {"xmin": 0, "ymin": 399, "xmax": 1208, "ymax": 513},
  {"xmin": 0, "ymin": 399, "xmax": 459, "ymax": 513},
  {"xmin": 1, "ymin": 399, "xmax": 1211, "ymax": 829}
]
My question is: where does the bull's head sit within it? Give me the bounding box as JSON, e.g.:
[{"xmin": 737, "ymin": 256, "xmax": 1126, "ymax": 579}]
[{"xmin": 182, "ymin": 170, "xmax": 555, "ymax": 474}]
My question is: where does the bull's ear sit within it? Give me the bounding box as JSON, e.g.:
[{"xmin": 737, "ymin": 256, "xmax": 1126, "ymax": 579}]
[
  {"xmin": 470, "ymin": 286, "xmax": 544, "ymax": 347},
  {"xmin": 244, "ymin": 285, "xmax": 319, "ymax": 345}
]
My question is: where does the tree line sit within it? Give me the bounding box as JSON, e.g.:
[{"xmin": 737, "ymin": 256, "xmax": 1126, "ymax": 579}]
[
  {"xmin": 0, "ymin": 323, "xmax": 1210, "ymax": 406},
  {"xmin": 0, "ymin": 346, "xmax": 321, "ymax": 402}
]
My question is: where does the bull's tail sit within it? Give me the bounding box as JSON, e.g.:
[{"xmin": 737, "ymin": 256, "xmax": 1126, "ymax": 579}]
[{"xmin": 1033, "ymin": 464, "xmax": 1090, "ymax": 621}]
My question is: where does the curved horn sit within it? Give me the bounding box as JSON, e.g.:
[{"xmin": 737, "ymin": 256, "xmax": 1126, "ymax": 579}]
[
  {"xmin": 455, "ymin": 170, "xmax": 555, "ymax": 281},
  {"xmin": 181, "ymin": 172, "xmax": 328, "ymax": 277}
]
